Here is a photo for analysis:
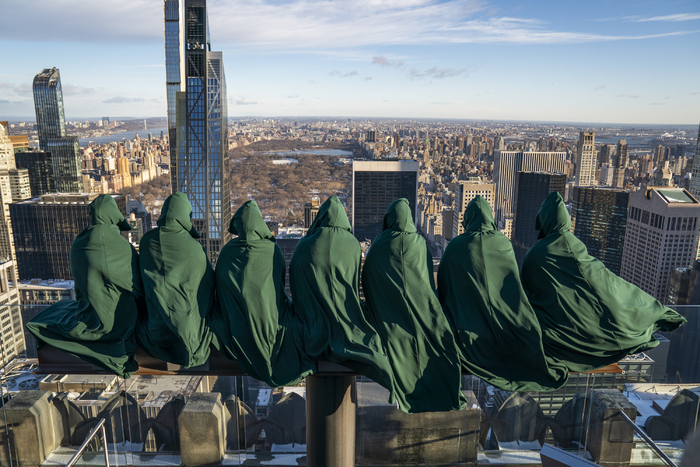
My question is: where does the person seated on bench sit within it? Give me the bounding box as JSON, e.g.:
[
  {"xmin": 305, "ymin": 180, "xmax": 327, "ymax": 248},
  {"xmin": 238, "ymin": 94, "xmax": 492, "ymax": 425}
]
[
  {"xmin": 522, "ymin": 191, "xmax": 686, "ymax": 372},
  {"xmin": 26, "ymin": 195, "xmax": 144, "ymax": 378},
  {"xmin": 438, "ymin": 195, "xmax": 569, "ymax": 391},
  {"xmin": 211, "ymin": 200, "xmax": 316, "ymax": 386},
  {"xmin": 363, "ymin": 198, "xmax": 466, "ymax": 413},
  {"xmin": 136, "ymin": 192, "xmax": 215, "ymax": 368}
]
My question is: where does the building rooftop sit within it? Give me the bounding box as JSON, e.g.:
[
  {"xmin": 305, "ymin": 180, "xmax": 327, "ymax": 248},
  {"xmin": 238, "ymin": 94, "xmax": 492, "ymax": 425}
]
[{"xmin": 656, "ymin": 188, "xmax": 698, "ymax": 204}]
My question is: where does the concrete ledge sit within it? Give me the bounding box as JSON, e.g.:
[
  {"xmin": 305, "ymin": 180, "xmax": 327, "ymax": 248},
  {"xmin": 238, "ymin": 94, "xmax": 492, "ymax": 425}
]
[
  {"xmin": 588, "ymin": 389, "xmax": 637, "ymax": 467},
  {"xmin": 179, "ymin": 393, "xmax": 227, "ymax": 466}
]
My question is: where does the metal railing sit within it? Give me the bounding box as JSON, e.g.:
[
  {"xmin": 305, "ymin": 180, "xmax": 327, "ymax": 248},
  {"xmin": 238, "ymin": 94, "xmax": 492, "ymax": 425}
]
[
  {"xmin": 65, "ymin": 417, "xmax": 109, "ymax": 467},
  {"xmin": 618, "ymin": 411, "xmax": 678, "ymax": 467}
]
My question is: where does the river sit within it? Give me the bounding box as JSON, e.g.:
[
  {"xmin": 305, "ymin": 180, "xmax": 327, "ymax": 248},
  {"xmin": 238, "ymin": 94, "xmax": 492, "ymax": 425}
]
[{"xmin": 79, "ymin": 127, "xmax": 168, "ymax": 147}]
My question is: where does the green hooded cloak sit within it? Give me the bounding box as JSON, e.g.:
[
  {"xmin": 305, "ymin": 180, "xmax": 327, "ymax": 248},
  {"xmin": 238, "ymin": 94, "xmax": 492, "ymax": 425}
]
[
  {"xmin": 211, "ymin": 200, "xmax": 316, "ymax": 386},
  {"xmin": 289, "ymin": 195, "xmax": 395, "ymax": 396},
  {"xmin": 362, "ymin": 199, "xmax": 466, "ymax": 413},
  {"xmin": 26, "ymin": 195, "xmax": 143, "ymax": 378},
  {"xmin": 438, "ymin": 196, "xmax": 569, "ymax": 391},
  {"xmin": 522, "ymin": 192, "xmax": 686, "ymax": 372},
  {"xmin": 135, "ymin": 192, "xmax": 215, "ymax": 368}
]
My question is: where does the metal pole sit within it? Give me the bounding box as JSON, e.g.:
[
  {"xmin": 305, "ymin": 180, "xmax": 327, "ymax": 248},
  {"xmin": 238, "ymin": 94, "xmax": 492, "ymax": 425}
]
[
  {"xmin": 101, "ymin": 422, "xmax": 110, "ymax": 467},
  {"xmin": 306, "ymin": 375, "xmax": 356, "ymax": 467},
  {"xmin": 66, "ymin": 418, "xmax": 109, "ymax": 467},
  {"xmin": 618, "ymin": 411, "xmax": 678, "ymax": 467}
]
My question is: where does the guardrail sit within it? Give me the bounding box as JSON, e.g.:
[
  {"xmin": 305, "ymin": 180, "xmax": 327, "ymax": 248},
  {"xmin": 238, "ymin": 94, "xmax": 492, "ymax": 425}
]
[
  {"xmin": 65, "ymin": 417, "xmax": 109, "ymax": 467},
  {"xmin": 618, "ymin": 410, "xmax": 678, "ymax": 467}
]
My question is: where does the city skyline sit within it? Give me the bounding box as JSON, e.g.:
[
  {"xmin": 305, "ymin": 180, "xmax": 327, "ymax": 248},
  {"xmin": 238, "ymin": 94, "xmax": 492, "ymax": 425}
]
[{"xmin": 0, "ymin": 0, "xmax": 698, "ymax": 124}]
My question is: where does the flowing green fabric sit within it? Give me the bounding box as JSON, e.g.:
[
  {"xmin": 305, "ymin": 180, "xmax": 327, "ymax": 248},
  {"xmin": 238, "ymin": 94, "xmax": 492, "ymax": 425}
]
[
  {"xmin": 211, "ymin": 200, "xmax": 316, "ymax": 386},
  {"xmin": 289, "ymin": 195, "xmax": 395, "ymax": 397},
  {"xmin": 26, "ymin": 195, "xmax": 143, "ymax": 378},
  {"xmin": 522, "ymin": 192, "xmax": 686, "ymax": 372},
  {"xmin": 362, "ymin": 199, "xmax": 466, "ymax": 413},
  {"xmin": 135, "ymin": 192, "xmax": 215, "ymax": 368},
  {"xmin": 438, "ymin": 196, "xmax": 569, "ymax": 391}
]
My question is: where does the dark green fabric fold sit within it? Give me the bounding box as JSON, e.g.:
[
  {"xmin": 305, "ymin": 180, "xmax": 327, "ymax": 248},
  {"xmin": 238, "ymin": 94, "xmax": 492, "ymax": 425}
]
[
  {"xmin": 438, "ymin": 196, "xmax": 569, "ymax": 391},
  {"xmin": 522, "ymin": 191, "xmax": 687, "ymax": 372},
  {"xmin": 26, "ymin": 194, "xmax": 143, "ymax": 378},
  {"xmin": 289, "ymin": 195, "xmax": 395, "ymax": 398},
  {"xmin": 363, "ymin": 198, "xmax": 466, "ymax": 413},
  {"xmin": 211, "ymin": 200, "xmax": 316, "ymax": 386},
  {"xmin": 135, "ymin": 192, "xmax": 214, "ymax": 368}
]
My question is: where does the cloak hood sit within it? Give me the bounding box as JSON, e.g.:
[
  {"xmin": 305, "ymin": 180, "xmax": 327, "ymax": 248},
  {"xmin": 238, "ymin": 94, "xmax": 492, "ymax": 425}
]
[
  {"xmin": 229, "ymin": 200, "xmax": 274, "ymax": 241},
  {"xmin": 89, "ymin": 195, "xmax": 131, "ymax": 231},
  {"xmin": 463, "ymin": 196, "xmax": 497, "ymax": 232},
  {"xmin": 536, "ymin": 191, "xmax": 570, "ymax": 239},
  {"xmin": 382, "ymin": 198, "xmax": 416, "ymax": 233},
  {"xmin": 308, "ymin": 195, "xmax": 351, "ymax": 233},
  {"xmin": 157, "ymin": 192, "xmax": 200, "ymax": 238}
]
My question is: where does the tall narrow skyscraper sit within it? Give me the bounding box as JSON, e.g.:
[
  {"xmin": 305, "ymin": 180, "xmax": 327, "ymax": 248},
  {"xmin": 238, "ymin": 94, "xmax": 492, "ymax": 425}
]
[
  {"xmin": 32, "ymin": 68, "xmax": 83, "ymax": 193},
  {"xmin": 612, "ymin": 139, "xmax": 628, "ymax": 188},
  {"xmin": 575, "ymin": 131, "xmax": 596, "ymax": 187},
  {"xmin": 32, "ymin": 68, "xmax": 66, "ymax": 152},
  {"xmin": 165, "ymin": 0, "xmax": 231, "ymax": 263}
]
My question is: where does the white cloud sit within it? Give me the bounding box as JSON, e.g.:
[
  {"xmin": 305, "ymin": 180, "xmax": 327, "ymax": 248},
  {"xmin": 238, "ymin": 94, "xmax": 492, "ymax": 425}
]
[
  {"xmin": 232, "ymin": 99, "xmax": 258, "ymax": 105},
  {"xmin": 615, "ymin": 94, "xmax": 641, "ymax": 99},
  {"xmin": 103, "ymin": 96, "xmax": 145, "ymax": 104},
  {"xmin": 625, "ymin": 13, "xmax": 700, "ymax": 22},
  {"xmin": 329, "ymin": 70, "xmax": 359, "ymax": 78}
]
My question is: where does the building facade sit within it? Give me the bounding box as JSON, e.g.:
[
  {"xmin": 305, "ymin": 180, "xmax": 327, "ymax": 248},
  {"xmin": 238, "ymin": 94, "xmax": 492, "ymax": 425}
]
[
  {"xmin": 32, "ymin": 68, "xmax": 66, "ymax": 152},
  {"xmin": 571, "ymin": 187, "xmax": 629, "ymax": 275},
  {"xmin": 9, "ymin": 169, "xmax": 31, "ymax": 202},
  {"xmin": 46, "ymin": 137, "xmax": 83, "ymax": 193},
  {"xmin": 575, "ymin": 131, "xmax": 596, "ymax": 187},
  {"xmin": 164, "ymin": 0, "xmax": 184, "ymax": 190},
  {"xmin": 493, "ymin": 150, "xmax": 566, "ymax": 224},
  {"xmin": 352, "ymin": 160, "xmax": 419, "ymax": 242},
  {"xmin": 452, "ymin": 179, "xmax": 495, "ymax": 238},
  {"xmin": 0, "ymin": 259, "xmax": 23, "ymax": 367},
  {"xmin": 620, "ymin": 188, "xmax": 700, "ymax": 303},
  {"xmin": 15, "ymin": 152, "xmax": 55, "ymax": 197},
  {"xmin": 168, "ymin": 0, "xmax": 231, "ymax": 264},
  {"xmin": 10, "ymin": 193, "xmax": 126, "ymax": 281},
  {"xmin": 511, "ymin": 171, "xmax": 566, "ymax": 266}
]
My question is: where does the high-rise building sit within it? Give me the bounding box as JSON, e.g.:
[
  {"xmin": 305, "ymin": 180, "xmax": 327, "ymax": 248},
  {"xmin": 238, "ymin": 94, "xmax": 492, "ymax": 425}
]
[
  {"xmin": 575, "ymin": 131, "xmax": 596, "ymax": 187},
  {"xmin": 0, "ymin": 128, "xmax": 16, "ymax": 262},
  {"xmin": 0, "ymin": 260, "xmax": 23, "ymax": 367},
  {"xmin": 511, "ymin": 171, "xmax": 566, "ymax": 266},
  {"xmin": 304, "ymin": 196, "xmax": 321, "ymax": 228},
  {"xmin": 620, "ymin": 188, "xmax": 700, "ymax": 303},
  {"xmin": 46, "ymin": 137, "xmax": 83, "ymax": 193},
  {"xmin": 452, "ymin": 179, "xmax": 495, "ymax": 238},
  {"xmin": 10, "ymin": 193, "xmax": 127, "ymax": 280},
  {"xmin": 612, "ymin": 139, "xmax": 628, "ymax": 188},
  {"xmin": 8, "ymin": 169, "xmax": 31, "ymax": 202},
  {"xmin": 32, "ymin": 68, "xmax": 66, "ymax": 151},
  {"xmin": 166, "ymin": 0, "xmax": 231, "ymax": 264},
  {"xmin": 352, "ymin": 160, "xmax": 419, "ymax": 242},
  {"xmin": 599, "ymin": 144, "xmax": 613, "ymax": 166},
  {"xmin": 570, "ymin": 187, "xmax": 629, "ymax": 275},
  {"xmin": 15, "ymin": 151, "xmax": 55, "ymax": 197},
  {"xmin": 493, "ymin": 150, "xmax": 566, "ymax": 224},
  {"xmin": 117, "ymin": 156, "xmax": 132, "ymax": 188}
]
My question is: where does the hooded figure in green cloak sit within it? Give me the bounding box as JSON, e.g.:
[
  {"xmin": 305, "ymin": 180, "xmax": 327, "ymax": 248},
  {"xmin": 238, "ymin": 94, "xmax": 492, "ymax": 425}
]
[
  {"xmin": 26, "ymin": 195, "xmax": 143, "ymax": 378},
  {"xmin": 522, "ymin": 192, "xmax": 686, "ymax": 372},
  {"xmin": 438, "ymin": 196, "xmax": 569, "ymax": 391},
  {"xmin": 289, "ymin": 195, "xmax": 395, "ymax": 397},
  {"xmin": 362, "ymin": 198, "xmax": 466, "ymax": 413},
  {"xmin": 211, "ymin": 200, "xmax": 316, "ymax": 386},
  {"xmin": 135, "ymin": 192, "xmax": 215, "ymax": 368}
]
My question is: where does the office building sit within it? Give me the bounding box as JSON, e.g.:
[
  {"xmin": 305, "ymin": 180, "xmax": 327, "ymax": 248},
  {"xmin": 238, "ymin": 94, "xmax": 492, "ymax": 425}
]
[
  {"xmin": 15, "ymin": 151, "xmax": 55, "ymax": 197},
  {"xmin": 0, "ymin": 259, "xmax": 22, "ymax": 367},
  {"xmin": 493, "ymin": 150, "xmax": 566, "ymax": 224},
  {"xmin": 575, "ymin": 131, "xmax": 596, "ymax": 187},
  {"xmin": 10, "ymin": 193, "xmax": 126, "ymax": 281},
  {"xmin": 32, "ymin": 68, "xmax": 67, "ymax": 151},
  {"xmin": 0, "ymin": 129, "xmax": 16, "ymax": 261},
  {"xmin": 352, "ymin": 160, "xmax": 419, "ymax": 242},
  {"xmin": 620, "ymin": 188, "xmax": 700, "ymax": 303},
  {"xmin": 127, "ymin": 199, "xmax": 152, "ymax": 233},
  {"xmin": 46, "ymin": 137, "xmax": 83, "ymax": 193},
  {"xmin": 9, "ymin": 169, "xmax": 31, "ymax": 202},
  {"xmin": 452, "ymin": 179, "xmax": 495, "ymax": 238},
  {"xmin": 511, "ymin": 172, "xmax": 566, "ymax": 266},
  {"xmin": 667, "ymin": 261, "xmax": 700, "ymax": 306},
  {"xmin": 304, "ymin": 196, "xmax": 320, "ymax": 228},
  {"xmin": 612, "ymin": 139, "xmax": 628, "ymax": 188},
  {"xmin": 571, "ymin": 187, "xmax": 629, "ymax": 275},
  {"xmin": 168, "ymin": 0, "xmax": 231, "ymax": 265}
]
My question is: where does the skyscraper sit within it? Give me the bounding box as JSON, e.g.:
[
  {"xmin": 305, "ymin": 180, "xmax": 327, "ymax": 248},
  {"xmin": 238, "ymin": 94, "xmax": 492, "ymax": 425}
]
[
  {"xmin": 33, "ymin": 68, "xmax": 83, "ymax": 193},
  {"xmin": 575, "ymin": 131, "xmax": 596, "ymax": 187},
  {"xmin": 493, "ymin": 150, "xmax": 566, "ymax": 224},
  {"xmin": 452, "ymin": 179, "xmax": 495, "ymax": 238},
  {"xmin": 32, "ymin": 68, "xmax": 66, "ymax": 151},
  {"xmin": 511, "ymin": 171, "xmax": 566, "ymax": 266},
  {"xmin": 620, "ymin": 188, "xmax": 700, "ymax": 303},
  {"xmin": 165, "ymin": 0, "xmax": 231, "ymax": 264},
  {"xmin": 352, "ymin": 160, "xmax": 419, "ymax": 242},
  {"xmin": 15, "ymin": 151, "xmax": 55, "ymax": 197},
  {"xmin": 570, "ymin": 186, "xmax": 629, "ymax": 275},
  {"xmin": 612, "ymin": 139, "xmax": 628, "ymax": 188}
]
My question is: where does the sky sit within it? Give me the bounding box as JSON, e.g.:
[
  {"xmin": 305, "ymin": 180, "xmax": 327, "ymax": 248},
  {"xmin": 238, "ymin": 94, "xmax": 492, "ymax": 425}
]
[{"xmin": 0, "ymin": 0, "xmax": 698, "ymax": 124}]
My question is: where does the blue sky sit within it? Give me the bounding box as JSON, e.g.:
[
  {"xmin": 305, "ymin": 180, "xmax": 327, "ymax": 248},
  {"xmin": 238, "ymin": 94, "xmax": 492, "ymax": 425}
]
[{"xmin": 0, "ymin": 0, "xmax": 698, "ymax": 124}]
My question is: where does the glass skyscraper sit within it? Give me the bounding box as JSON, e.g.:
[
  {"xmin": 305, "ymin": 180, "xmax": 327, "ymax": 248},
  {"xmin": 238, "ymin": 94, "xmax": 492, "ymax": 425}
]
[
  {"xmin": 32, "ymin": 68, "xmax": 66, "ymax": 152},
  {"xmin": 164, "ymin": 0, "xmax": 231, "ymax": 264},
  {"xmin": 32, "ymin": 68, "xmax": 83, "ymax": 193}
]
